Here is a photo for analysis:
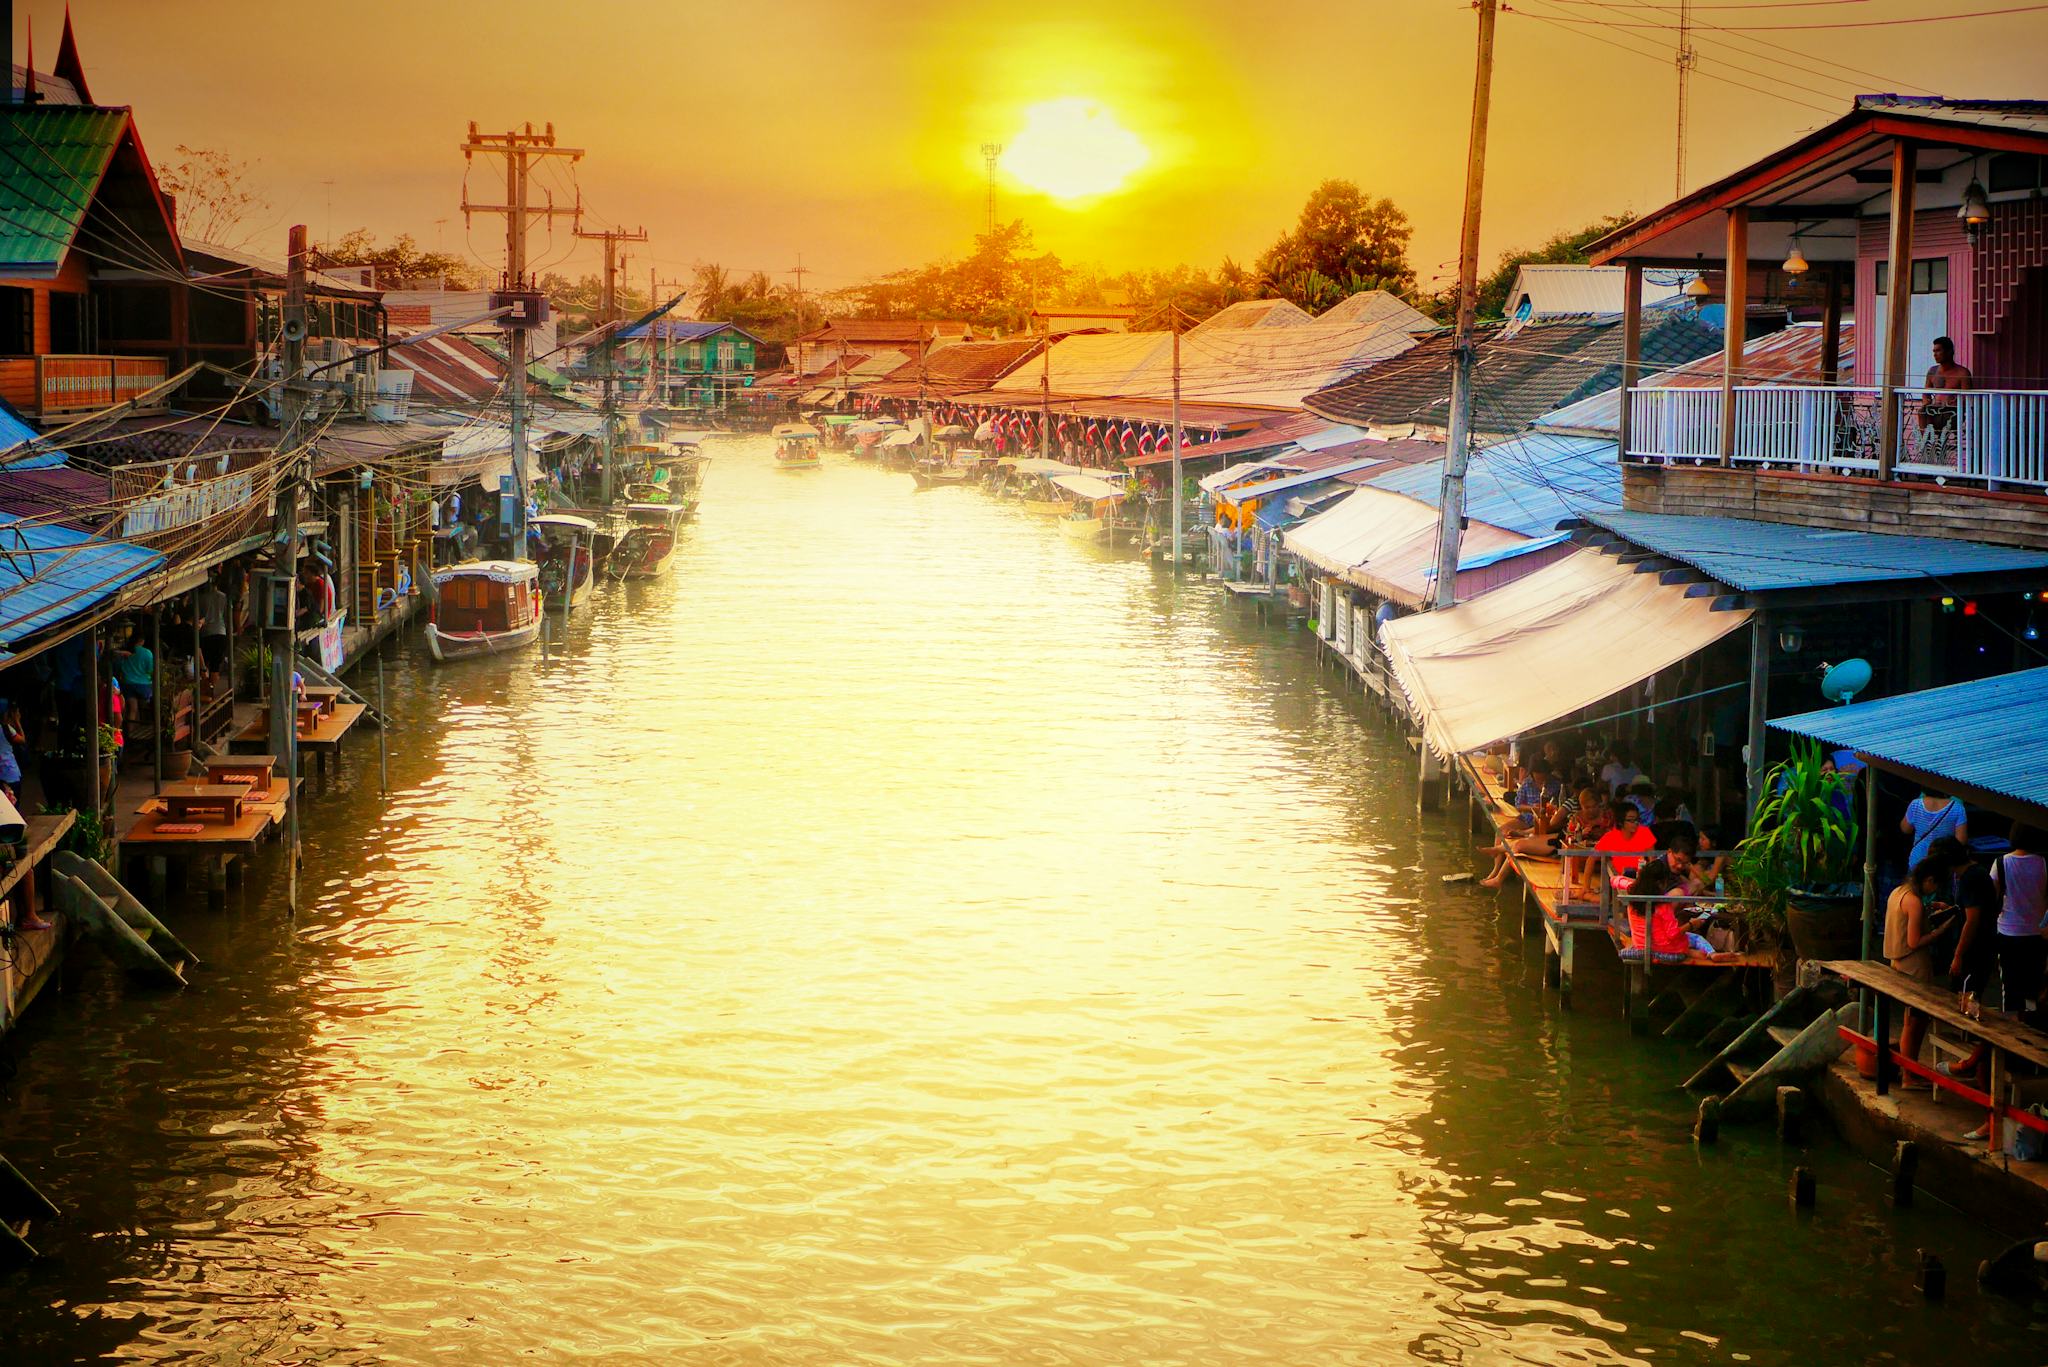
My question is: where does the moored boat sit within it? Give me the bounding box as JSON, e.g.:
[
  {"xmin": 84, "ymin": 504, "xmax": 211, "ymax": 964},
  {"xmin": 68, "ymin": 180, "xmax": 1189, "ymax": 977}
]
[
  {"xmin": 425, "ymin": 560, "xmax": 543, "ymax": 662},
  {"xmin": 605, "ymin": 503, "xmax": 688, "ymax": 579},
  {"xmin": 532, "ymin": 513, "xmax": 599, "ymax": 612},
  {"xmin": 1050, "ymin": 472, "xmax": 1126, "ymax": 542}
]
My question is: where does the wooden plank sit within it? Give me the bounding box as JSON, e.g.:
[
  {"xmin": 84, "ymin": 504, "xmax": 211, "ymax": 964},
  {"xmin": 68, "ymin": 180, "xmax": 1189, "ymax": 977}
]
[
  {"xmin": 0, "ymin": 814, "xmax": 73, "ymax": 907},
  {"xmin": 1818, "ymin": 959, "xmax": 2048, "ymax": 1068}
]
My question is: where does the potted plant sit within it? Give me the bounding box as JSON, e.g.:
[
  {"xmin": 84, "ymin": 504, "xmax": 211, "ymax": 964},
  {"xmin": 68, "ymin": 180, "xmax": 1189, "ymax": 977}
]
[
  {"xmin": 236, "ymin": 643, "xmax": 273, "ymax": 700},
  {"xmin": 1728, "ymin": 739, "xmax": 1864, "ymax": 964}
]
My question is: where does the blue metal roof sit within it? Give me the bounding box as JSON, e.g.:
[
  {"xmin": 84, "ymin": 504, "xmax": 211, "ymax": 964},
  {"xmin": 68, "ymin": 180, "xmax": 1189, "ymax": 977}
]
[
  {"xmin": 1583, "ymin": 509, "xmax": 2048, "ymax": 594},
  {"xmin": 0, "ymin": 514, "xmax": 163, "ymax": 653},
  {"xmin": 0, "ymin": 401, "xmax": 66, "ymax": 469},
  {"xmin": 1360, "ymin": 431, "xmax": 1618, "ymax": 537},
  {"xmin": 1771, "ymin": 666, "xmax": 2048, "ymax": 815}
]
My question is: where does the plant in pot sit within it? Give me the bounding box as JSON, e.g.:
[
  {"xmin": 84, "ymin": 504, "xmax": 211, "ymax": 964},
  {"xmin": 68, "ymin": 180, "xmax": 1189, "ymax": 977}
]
[
  {"xmin": 236, "ymin": 643, "xmax": 273, "ymax": 700},
  {"xmin": 1727, "ymin": 739, "xmax": 1864, "ymax": 965}
]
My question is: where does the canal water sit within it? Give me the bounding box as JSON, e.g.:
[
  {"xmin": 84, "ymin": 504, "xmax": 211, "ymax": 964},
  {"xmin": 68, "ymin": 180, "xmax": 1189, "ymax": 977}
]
[{"xmin": 1, "ymin": 437, "xmax": 2042, "ymax": 1363}]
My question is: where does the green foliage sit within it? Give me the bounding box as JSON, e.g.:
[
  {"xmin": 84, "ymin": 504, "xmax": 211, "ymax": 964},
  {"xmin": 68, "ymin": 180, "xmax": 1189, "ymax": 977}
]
[
  {"xmin": 1728, "ymin": 739, "xmax": 1861, "ymax": 933},
  {"xmin": 1255, "ymin": 181, "xmax": 1415, "ymax": 307},
  {"xmin": 317, "ymin": 229, "xmax": 485, "ymax": 290},
  {"xmin": 1420, "ymin": 213, "xmax": 1637, "ymax": 323}
]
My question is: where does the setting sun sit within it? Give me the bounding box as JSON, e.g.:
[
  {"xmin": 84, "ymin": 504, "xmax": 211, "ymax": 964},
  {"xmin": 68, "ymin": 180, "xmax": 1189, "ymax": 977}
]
[{"xmin": 1001, "ymin": 97, "xmax": 1149, "ymax": 203}]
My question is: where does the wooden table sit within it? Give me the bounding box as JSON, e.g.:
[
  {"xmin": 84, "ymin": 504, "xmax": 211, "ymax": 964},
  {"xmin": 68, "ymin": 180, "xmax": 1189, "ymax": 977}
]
[
  {"xmin": 1819, "ymin": 958, "xmax": 2048, "ymax": 1155},
  {"xmin": 205, "ymin": 754, "xmax": 275, "ymax": 791},
  {"xmin": 161, "ymin": 783, "xmax": 247, "ymax": 826}
]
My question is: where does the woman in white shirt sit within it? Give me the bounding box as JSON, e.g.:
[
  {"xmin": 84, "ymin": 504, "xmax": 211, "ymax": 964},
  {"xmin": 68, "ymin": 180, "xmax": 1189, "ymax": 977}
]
[{"xmin": 1993, "ymin": 826, "xmax": 2048, "ymax": 1021}]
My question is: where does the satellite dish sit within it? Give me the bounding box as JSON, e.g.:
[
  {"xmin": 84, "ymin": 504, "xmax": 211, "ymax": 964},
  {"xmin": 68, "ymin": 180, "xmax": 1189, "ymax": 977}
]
[{"xmin": 1820, "ymin": 658, "xmax": 1873, "ymax": 705}]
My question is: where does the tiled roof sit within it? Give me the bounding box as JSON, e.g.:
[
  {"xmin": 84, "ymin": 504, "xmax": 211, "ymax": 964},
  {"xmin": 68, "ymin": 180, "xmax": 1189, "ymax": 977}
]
[
  {"xmin": 1534, "ymin": 321, "xmax": 1856, "ymax": 436},
  {"xmin": 1305, "ymin": 313, "xmax": 1720, "ymax": 436}
]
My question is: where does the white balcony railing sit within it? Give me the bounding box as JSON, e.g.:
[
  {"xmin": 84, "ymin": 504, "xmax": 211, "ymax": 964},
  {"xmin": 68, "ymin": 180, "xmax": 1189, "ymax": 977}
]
[{"xmin": 1626, "ymin": 385, "xmax": 2048, "ymax": 491}]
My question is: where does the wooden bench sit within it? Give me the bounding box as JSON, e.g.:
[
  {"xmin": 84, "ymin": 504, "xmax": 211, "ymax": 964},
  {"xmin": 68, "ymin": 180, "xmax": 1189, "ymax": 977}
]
[{"xmin": 205, "ymin": 754, "xmax": 275, "ymax": 791}]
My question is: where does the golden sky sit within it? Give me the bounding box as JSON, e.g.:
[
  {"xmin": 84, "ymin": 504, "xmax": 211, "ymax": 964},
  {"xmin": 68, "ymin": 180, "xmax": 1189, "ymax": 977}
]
[{"xmin": 39, "ymin": 0, "xmax": 2048, "ymax": 295}]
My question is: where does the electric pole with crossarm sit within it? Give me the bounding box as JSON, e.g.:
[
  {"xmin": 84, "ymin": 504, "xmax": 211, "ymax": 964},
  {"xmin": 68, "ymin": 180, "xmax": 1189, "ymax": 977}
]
[{"xmin": 460, "ymin": 122, "xmax": 583, "ymax": 560}]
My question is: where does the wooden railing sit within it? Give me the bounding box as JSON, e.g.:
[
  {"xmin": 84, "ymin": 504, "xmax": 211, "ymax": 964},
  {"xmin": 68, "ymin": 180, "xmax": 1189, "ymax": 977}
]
[
  {"xmin": 0, "ymin": 354, "xmax": 169, "ymax": 418},
  {"xmin": 1625, "ymin": 384, "xmax": 2048, "ymax": 491}
]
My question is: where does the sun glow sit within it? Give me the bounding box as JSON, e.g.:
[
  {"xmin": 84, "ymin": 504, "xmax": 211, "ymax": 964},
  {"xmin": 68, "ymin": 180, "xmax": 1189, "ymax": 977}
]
[{"xmin": 1001, "ymin": 98, "xmax": 1149, "ymax": 203}]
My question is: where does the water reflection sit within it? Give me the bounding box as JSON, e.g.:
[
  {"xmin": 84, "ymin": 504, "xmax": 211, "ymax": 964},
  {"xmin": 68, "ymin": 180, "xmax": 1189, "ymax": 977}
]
[{"xmin": 0, "ymin": 438, "xmax": 2038, "ymax": 1362}]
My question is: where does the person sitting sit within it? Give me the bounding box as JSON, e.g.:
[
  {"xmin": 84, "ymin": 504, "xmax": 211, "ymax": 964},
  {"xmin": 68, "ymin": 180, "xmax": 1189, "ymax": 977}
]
[
  {"xmin": 1594, "ymin": 800, "xmax": 1657, "ymax": 880},
  {"xmin": 1600, "ymin": 743, "xmax": 1642, "ymax": 796},
  {"xmin": 1625, "ymin": 779, "xmax": 1658, "ymax": 825},
  {"xmin": 1514, "ymin": 762, "xmax": 1562, "ymax": 810},
  {"xmin": 1626, "ymin": 859, "xmax": 1716, "ymax": 957},
  {"xmin": 1650, "ymin": 796, "xmax": 1697, "ymax": 852}
]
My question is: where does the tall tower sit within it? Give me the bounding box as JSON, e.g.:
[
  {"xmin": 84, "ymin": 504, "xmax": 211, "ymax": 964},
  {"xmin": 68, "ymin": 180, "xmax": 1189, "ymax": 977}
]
[
  {"xmin": 1674, "ymin": 0, "xmax": 1696, "ymax": 197},
  {"xmin": 981, "ymin": 142, "xmax": 1003, "ymax": 237}
]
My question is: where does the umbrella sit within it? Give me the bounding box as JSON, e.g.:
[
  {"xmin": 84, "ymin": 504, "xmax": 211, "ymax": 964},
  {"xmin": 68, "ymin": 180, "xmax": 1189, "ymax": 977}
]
[
  {"xmin": 973, "ymin": 421, "xmax": 996, "ymax": 441},
  {"xmin": 934, "ymin": 424, "xmax": 968, "ymax": 438},
  {"xmin": 848, "ymin": 421, "xmax": 888, "ymax": 435}
]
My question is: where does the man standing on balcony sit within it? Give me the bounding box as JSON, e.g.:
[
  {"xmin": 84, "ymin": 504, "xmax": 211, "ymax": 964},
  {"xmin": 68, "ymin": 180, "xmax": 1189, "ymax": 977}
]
[{"xmin": 1918, "ymin": 335, "xmax": 1973, "ymax": 436}]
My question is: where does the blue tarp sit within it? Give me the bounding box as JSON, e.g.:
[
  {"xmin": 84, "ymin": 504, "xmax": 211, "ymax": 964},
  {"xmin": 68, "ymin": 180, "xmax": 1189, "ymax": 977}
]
[
  {"xmin": 0, "ymin": 513, "xmax": 163, "ymax": 653},
  {"xmin": 1771, "ymin": 666, "xmax": 2048, "ymax": 816},
  {"xmin": 1360, "ymin": 431, "xmax": 1618, "ymax": 538}
]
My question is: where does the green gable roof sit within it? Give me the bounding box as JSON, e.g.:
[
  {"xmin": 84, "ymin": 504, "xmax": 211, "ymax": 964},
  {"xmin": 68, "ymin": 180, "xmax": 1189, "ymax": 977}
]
[{"xmin": 0, "ymin": 106, "xmax": 130, "ymax": 277}]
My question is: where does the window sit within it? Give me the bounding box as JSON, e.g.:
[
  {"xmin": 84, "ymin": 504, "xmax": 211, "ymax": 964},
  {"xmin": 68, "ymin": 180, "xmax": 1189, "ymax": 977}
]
[
  {"xmin": 0, "ymin": 288, "xmax": 30, "ymax": 354},
  {"xmin": 1874, "ymin": 258, "xmax": 1948, "ymax": 297}
]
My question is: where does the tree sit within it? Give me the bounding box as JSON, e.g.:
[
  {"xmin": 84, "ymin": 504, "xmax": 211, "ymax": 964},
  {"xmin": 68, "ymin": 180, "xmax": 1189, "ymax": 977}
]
[
  {"xmin": 831, "ymin": 221, "xmax": 1066, "ymax": 332},
  {"xmin": 158, "ymin": 145, "xmax": 267, "ymax": 248},
  {"xmin": 317, "ymin": 230, "xmax": 484, "ymax": 290},
  {"xmin": 1473, "ymin": 213, "xmax": 1636, "ymax": 321},
  {"xmin": 1256, "ymin": 181, "xmax": 1415, "ymax": 309}
]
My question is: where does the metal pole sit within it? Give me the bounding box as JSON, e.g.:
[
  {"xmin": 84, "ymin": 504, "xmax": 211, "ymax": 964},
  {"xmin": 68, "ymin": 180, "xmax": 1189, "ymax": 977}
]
[
  {"xmin": 86, "ymin": 622, "xmax": 101, "ymax": 823},
  {"xmin": 1038, "ymin": 324, "xmax": 1050, "ymax": 463},
  {"xmin": 1170, "ymin": 308, "xmax": 1183, "ymax": 577},
  {"xmin": 272, "ymin": 224, "xmax": 309, "ymax": 915},
  {"xmin": 1744, "ymin": 612, "xmax": 1770, "ymax": 821},
  {"xmin": 150, "ymin": 609, "xmax": 162, "ymax": 797},
  {"xmin": 1431, "ymin": 0, "xmax": 1498, "ymax": 611}
]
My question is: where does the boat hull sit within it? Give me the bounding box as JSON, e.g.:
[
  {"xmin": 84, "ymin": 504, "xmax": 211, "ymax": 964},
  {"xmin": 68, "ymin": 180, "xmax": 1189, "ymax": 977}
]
[
  {"xmin": 425, "ymin": 620, "xmax": 542, "ymax": 663},
  {"xmin": 1022, "ymin": 498, "xmax": 1068, "ymax": 516},
  {"xmin": 1059, "ymin": 515, "xmax": 1106, "ymax": 541},
  {"xmin": 775, "ymin": 455, "xmax": 822, "ymax": 471}
]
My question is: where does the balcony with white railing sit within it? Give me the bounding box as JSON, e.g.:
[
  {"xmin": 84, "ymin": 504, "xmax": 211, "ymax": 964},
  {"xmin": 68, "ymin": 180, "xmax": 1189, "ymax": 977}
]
[{"xmin": 1625, "ymin": 385, "xmax": 2048, "ymax": 492}]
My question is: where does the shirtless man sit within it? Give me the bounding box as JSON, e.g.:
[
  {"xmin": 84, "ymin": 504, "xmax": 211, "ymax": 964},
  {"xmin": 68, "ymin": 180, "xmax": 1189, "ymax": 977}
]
[{"xmin": 1919, "ymin": 335, "xmax": 1972, "ymax": 433}]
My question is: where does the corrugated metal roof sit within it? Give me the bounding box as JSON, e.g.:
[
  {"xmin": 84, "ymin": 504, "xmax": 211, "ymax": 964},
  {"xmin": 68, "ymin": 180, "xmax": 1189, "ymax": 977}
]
[
  {"xmin": 1188, "ymin": 299, "xmax": 1313, "ymax": 332},
  {"xmin": 1771, "ymin": 665, "xmax": 2048, "ymax": 815},
  {"xmin": 0, "ymin": 513, "xmax": 164, "ymax": 651},
  {"xmin": 1504, "ymin": 265, "xmax": 1685, "ymax": 326},
  {"xmin": 0, "ymin": 106, "xmax": 126, "ymax": 275},
  {"xmin": 862, "ymin": 338, "xmax": 1045, "ymax": 397},
  {"xmin": 1305, "ymin": 313, "xmax": 1720, "ymax": 436},
  {"xmin": 1122, "ymin": 412, "xmax": 1330, "ymax": 466},
  {"xmin": 1532, "ymin": 321, "xmax": 1860, "ymax": 436},
  {"xmin": 1583, "ymin": 509, "xmax": 2048, "ymax": 593},
  {"xmin": 618, "ymin": 320, "xmax": 760, "ymax": 344},
  {"xmin": 1213, "ymin": 456, "xmax": 1389, "ymax": 507},
  {"xmin": 1361, "ymin": 431, "xmax": 1618, "ymax": 537}
]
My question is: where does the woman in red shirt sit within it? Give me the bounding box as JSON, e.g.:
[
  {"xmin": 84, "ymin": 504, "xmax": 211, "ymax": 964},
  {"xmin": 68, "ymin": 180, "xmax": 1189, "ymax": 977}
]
[{"xmin": 1595, "ymin": 801, "xmax": 1657, "ymax": 879}]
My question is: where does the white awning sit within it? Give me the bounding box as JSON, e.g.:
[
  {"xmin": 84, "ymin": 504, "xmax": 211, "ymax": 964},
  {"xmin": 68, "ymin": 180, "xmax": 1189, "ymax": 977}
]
[
  {"xmin": 1049, "ymin": 473, "xmax": 1124, "ymax": 500},
  {"xmin": 882, "ymin": 429, "xmax": 918, "ymax": 446},
  {"xmin": 1200, "ymin": 458, "xmax": 1301, "ymax": 494},
  {"xmin": 1379, "ymin": 548, "xmax": 1754, "ymax": 756}
]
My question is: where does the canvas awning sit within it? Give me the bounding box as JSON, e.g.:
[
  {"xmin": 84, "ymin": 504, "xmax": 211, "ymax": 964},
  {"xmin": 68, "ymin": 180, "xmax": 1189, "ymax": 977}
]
[
  {"xmin": 1379, "ymin": 549, "xmax": 1754, "ymax": 756},
  {"xmin": 1283, "ymin": 486, "xmax": 1529, "ymax": 607}
]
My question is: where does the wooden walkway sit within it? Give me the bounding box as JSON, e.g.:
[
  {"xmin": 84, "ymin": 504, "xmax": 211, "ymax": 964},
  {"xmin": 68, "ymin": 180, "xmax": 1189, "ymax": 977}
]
[{"xmin": 1460, "ymin": 753, "xmax": 1772, "ymax": 1022}]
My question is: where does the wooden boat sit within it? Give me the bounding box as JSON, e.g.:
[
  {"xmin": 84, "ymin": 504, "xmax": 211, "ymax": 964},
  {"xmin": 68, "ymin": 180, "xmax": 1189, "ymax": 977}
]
[
  {"xmin": 425, "ymin": 560, "xmax": 543, "ymax": 662},
  {"xmin": 772, "ymin": 421, "xmax": 822, "ymax": 469},
  {"xmin": 532, "ymin": 513, "xmax": 599, "ymax": 612},
  {"xmin": 1050, "ymin": 472, "xmax": 1126, "ymax": 540},
  {"xmin": 606, "ymin": 503, "xmax": 687, "ymax": 580},
  {"xmin": 911, "ymin": 466, "xmax": 973, "ymax": 490}
]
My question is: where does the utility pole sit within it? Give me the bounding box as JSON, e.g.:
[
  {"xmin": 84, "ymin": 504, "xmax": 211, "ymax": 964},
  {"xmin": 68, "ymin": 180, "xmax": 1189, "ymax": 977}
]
[
  {"xmin": 576, "ymin": 224, "xmax": 648, "ymax": 507},
  {"xmin": 917, "ymin": 323, "xmax": 930, "ymax": 451},
  {"xmin": 461, "ymin": 122, "xmax": 583, "ymax": 559},
  {"xmin": 1038, "ymin": 315, "xmax": 1051, "ymax": 462},
  {"xmin": 1170, "ymin": 304, "xmax": 1184, "ymax": 577},
  {"xmin": 1675, "ymin": 0, "xmax": 1696, "ymax": 197},
  {"xmin": 1432, "ymin": 0, "xmax": 1498, "ymax": 612},
  {"xmin": 789, "ymin": 255, "xmax": 810, "ymax": 385},
  {"xmin": 271, "ymin": 224, "xmax": 310, "ymax": 914}
]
